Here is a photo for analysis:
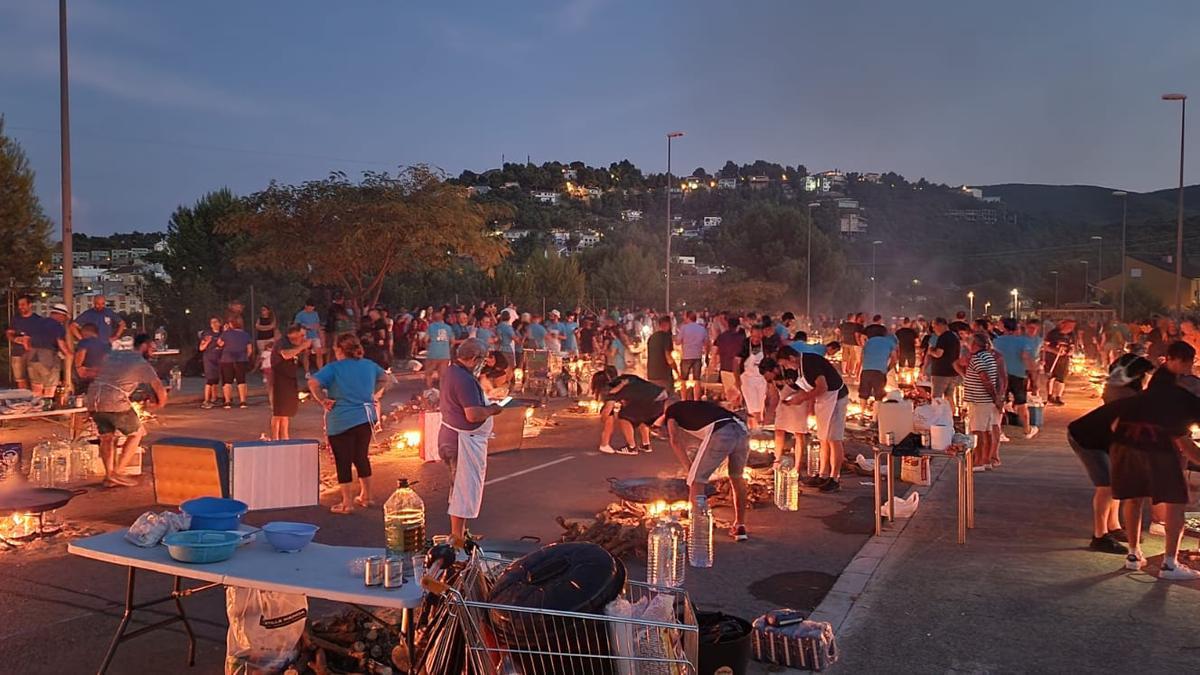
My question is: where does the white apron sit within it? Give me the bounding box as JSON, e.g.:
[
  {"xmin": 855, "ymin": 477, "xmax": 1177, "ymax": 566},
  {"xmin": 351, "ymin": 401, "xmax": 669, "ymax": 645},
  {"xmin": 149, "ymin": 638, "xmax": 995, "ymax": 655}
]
[
  {"xmin": 685, "ymin": 417, "xmax": 749, "ymax": 484},
  {"xmin": 740, "ymin": 347, "xmax": 767, "ymax": 415},
  {"xmin": 444, "ymin": 415, "xmax": 494, "ymax": 519},
  {"xmin": 798, "ymin": 356, "xmax": 840, "ymax": 438},
  {"xmin": 774, "ymin": 383, "xmax": 809, "ymax": 433}
]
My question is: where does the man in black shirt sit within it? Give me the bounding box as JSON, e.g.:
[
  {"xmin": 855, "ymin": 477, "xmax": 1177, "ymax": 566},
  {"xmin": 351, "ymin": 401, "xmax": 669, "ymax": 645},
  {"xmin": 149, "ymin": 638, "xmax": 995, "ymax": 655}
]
[
  {"xmin": 895, "ymin": 317, "xmax": 918, "ymax": 368},
  {"xmin": 948, "ymin": 311, "xmax": 970, "ymax": 335},
  {"xmin": 772, "ymin": 346, "xmax": 850, "ymax": 493},
  {"xmin": 926, "ymin": 317, "xmax": 961, "ymax": 401},
  {"xmin": 578, "ymin": 317, "xmax": 598, "ymax": 358},
  {"xmin": 660, "ymin": 399, "xmax": 749, "ymax": 541},
  {"xmin": 838, "ymin": 314, "xmax": 862, "ymax": 379},
  {"xmin": 1043, "ymin": 318, "xmax": 1076, "ymax": 406},
  {"xmin": 645, "ymin": 315, "xmax": 677, "ymax": 391},
  {"xmin": 598, "ymin": 373, "xmax": 667, "ymax": 455}
]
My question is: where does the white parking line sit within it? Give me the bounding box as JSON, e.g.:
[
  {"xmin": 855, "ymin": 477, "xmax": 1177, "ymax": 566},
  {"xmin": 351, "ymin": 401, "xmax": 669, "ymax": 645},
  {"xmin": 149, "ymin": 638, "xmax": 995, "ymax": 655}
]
[{"xmin": 485, "ymin": 455, "xmax": 576, "ymax": 486}]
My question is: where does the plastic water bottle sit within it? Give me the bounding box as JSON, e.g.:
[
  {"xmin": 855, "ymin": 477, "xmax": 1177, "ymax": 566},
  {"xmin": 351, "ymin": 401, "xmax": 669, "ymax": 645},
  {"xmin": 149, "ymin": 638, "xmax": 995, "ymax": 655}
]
[
  {"xmin": 28, "ymin": 443, "xmax": 51, "ymax": 486},
  {"xmin": 647, "ymin": 516, "xmax": 687, "ymax": 587},
  {"xmin": 170, "ymin": 366, "xmax": 183, "ymax": 392},
  {"xmin": 50, "ymin": 442, "xmax": 71, "ymax": 486},
  {"xmin": 774, "ymin": 454, "xmax": 800, "ymax": 511},
  {"xmin": 688, "ymin": 495, "xmax": 714, "ymax": 568},
  {"xmin": 384, "ymin": 479, "xmax": 427, "ymax": 570},
  {"xmin": 805, "ymin": 436, "xmax": 821, "ymax": 478}
]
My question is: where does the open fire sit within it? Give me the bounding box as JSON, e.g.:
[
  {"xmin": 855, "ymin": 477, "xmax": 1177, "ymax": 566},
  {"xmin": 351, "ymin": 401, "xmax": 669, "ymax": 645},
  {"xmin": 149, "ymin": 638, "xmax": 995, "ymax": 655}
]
[{"xmin": 0, "ymin": 511, "xmax": 62, "ymax": 548}]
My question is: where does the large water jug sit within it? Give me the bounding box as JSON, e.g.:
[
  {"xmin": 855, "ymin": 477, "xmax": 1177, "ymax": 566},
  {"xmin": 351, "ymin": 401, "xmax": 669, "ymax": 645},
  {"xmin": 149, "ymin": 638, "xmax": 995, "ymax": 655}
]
[
  {"xmin": 28, "ymin": 442, "xmax": 51, "ymax": 486},
  {"xmin": 805, "ymin": 435, "xmax": 821, "ymax": 478},
  {"xmin": 170, "ymin": 366, "xmax": 183, "ymax": 392},
  {"xmin": 774, "ymin": 454, "xmax": 800, "ymax": 511},
  {"xmin": 384, "ymin": 479, "xmax": 427, "ymax": 566},
  {"xmin": 647, "ymin": 516, "xmax": 687, "ymax": 587},
  {"xmin": 49, "ymin": 442, "xmax": 71, "ymax": 486},
  {"xmin": 688, "ymin": 495, "xmax": 714, "ymax": 568}
]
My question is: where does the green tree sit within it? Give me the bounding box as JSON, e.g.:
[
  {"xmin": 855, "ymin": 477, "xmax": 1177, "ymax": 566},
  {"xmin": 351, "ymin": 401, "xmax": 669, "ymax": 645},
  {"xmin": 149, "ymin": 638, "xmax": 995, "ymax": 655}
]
[
  {"xmin": 0, "ymin": 117, "xmax": 53, "ymax": 288},
  {"xmin": 583, "ymin": 243, "xmax": 664, "ymax": 307},
  {"xmin": 219, "ymin": 165, "xmax": 511, "ymax": 312},
  {"xmin": 495, "ymin": 250, "xmax": 586, "ymax": 310}
]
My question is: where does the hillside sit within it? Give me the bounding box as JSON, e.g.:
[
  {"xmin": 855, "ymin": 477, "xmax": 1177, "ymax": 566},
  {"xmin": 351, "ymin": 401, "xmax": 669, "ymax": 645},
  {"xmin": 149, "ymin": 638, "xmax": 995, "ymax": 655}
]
[{"xmin": 979, "ymin": 182, "xmax": 1200, "ymax": 226}]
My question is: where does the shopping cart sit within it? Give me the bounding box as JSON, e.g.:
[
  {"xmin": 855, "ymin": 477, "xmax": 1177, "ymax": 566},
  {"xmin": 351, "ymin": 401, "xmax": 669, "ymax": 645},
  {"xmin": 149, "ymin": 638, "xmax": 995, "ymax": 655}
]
[{"xmin": 419, "ymin": 550, "xmax": 699, "ymax": 674}]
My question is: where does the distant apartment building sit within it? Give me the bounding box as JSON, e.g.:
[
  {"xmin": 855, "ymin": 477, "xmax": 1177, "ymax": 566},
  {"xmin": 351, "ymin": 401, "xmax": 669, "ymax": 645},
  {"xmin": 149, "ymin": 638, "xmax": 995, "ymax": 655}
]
[
  {"xmin": 562, "ymin": 168, "xmax": 577, "ymax": 181},
  {"xmin": 550, "ymin": 229, "xmax": 570, "ymax": 246},
  {"xmin": 696, "ymin": 265, "xmax": 727, "ymax": 276},
  {"xmin": 860, "ymin": 172, "xmax": 883, "ymax": 184},
  {"xmin": 805, "ymin": 170, "xmax": 846, "ymax": 193},
  {"xmin": 575, "ymin": 230, "xmax": 602, "ymax": 248},
  {"xmin": 586, "ymin": 187, "xmax": 602, "ymax": 199},
  {"xmin": 467, "ymin": 185, "xmax": 492, "ymax": 196},
  {"xmin": 747, "ymin": 175, "xmax": 771, "ymax": 190},
  {"xmin": 836, "ymin": 199, "xmax": 859, "ymax": 210},
  {"xmin": 502, "ymin": 229, "xmax": 532, "ymax": 242},
  {"xmin": 717, "ymin": 177, "xmax": 738, "ymax": 190},
  {"xmin": 839, "ymin": 213, "xmax": 868, "ymax": 234},
  {"xmin": 90, "ymin": 250, "xmax": 111, "ymax": 264},
  {"xmin": 682, "ymin": 176, "xmax": 703, "ymax": 190},
  {"xmin": 674, "ymin": 255, "xmax": 696, "ymax": 266},
  {"xmin": 960, "ymin": 186, "xmax": 984, "ymax": 200},
  {"xmin": 702, "ymin": 216, "xmax": 722, "ymax": 229},
  {"xmin": 530, "ymin": 190, "xmax": 560, "ymax": 204},
  {"xmin": 620, "ymin": 209, "xmax": 643, "ymax": 222},
  {"xmin": 946, "ymin": 208, "xmax": 1004, "ymax": 225}
]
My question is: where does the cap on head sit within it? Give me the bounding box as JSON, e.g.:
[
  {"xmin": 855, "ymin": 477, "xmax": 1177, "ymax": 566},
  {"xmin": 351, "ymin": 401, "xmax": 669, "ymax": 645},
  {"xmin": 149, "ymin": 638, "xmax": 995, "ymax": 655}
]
[{"xmin": 50, "ymin": 303, "xmax": 70, "ymax": 316}]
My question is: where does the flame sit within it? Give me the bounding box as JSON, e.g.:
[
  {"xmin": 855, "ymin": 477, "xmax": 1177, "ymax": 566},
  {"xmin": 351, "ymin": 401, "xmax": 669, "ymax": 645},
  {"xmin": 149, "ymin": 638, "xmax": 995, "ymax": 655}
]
[
  {"xmin": 645, "ymin": 500, "xmax": 691, "ymax": 519},
  {"xmin": 524, "ymin": 407, "xmax": 534, "ymax": 420},
  {"xmin": 0, "ymin": 512, "xmax": 38, "ymax": 540},
  {"xmin": 513, "ymin": 368, "xmax": 524, "ymax": 381}
]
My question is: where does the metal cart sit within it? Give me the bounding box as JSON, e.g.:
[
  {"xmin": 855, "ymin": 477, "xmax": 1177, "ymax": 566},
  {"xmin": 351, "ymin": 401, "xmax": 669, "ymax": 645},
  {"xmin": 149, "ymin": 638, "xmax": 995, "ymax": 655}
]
[{"xmin": 420, "ymin": 551, "xmax": 699, "ymax": 674}]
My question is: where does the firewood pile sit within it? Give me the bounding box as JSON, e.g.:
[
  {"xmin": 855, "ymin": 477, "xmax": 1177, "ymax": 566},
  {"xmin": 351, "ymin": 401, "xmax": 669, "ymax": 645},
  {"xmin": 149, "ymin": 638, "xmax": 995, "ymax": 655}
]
[
  {"xmin": 294, "ymin": 609, "xmax": 407, "ymax": 675},
  {"xmin": 555, "ymin": 503, "xmax": 652, "ymax": 560},
  {"xmin": 706, "ymin": 472, "xmax": 774, "ymax": 509}
]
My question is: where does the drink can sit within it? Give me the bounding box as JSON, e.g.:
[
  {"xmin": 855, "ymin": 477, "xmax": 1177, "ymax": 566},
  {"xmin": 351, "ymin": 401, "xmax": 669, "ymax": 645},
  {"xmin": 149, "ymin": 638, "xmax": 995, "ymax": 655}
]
[
  {"xmin": 383, "ymin": 556, "xmax": 404, "ymax": 589},
  {"xmin": 885, "ymin": 432, "xmax": 895, "ymax": 446},
  {"xmin": 920, "ymin": 431, "xmax": 930, "ymax": 447},
  {"xmin": 363, "ymin": 555, "xmax": 385, "ymax": 586}
]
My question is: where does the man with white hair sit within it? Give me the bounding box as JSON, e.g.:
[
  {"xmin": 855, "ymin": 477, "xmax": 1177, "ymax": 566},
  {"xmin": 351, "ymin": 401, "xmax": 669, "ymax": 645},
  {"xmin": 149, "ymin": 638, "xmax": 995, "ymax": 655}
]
[{"xmin": 438, "ymin": 339, "xmax": 506, "ymax": 545}]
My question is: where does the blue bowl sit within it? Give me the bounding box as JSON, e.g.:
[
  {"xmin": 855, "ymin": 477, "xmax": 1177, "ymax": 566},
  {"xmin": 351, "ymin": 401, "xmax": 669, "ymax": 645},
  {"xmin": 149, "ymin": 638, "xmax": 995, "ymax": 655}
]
[
  {"xmin": 262, "ymin": 521, "xmax": 320, "ymax": 553},
  {"xmin": 163, "ymin": 530, "xmax": 240, "ymax": 564},
  {"xmin": 181, "ymin": 497, "xmax": 248, "ymax": 531}
]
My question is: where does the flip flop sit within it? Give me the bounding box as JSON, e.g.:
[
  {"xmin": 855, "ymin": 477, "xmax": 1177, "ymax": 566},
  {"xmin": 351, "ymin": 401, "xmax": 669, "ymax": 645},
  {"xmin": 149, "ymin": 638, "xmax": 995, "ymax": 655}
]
[
  {"xmin": 330, "ymin": 503, "xmax": 354, "ymax": 515},
  {"xmin": 354, "ymin": 497, "xmax": 375, "ymax": 508}
]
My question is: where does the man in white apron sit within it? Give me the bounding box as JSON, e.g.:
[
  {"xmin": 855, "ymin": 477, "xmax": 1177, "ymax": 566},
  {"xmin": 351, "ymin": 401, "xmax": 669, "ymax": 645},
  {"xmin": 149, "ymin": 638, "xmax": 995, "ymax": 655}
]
[
  {"xmin": 437, "ymin": 339, "xmax": 505, "ymax": 546},
  {"xmin": 659, "ymin": 400, "xmax": 751, "ymax": 541},
  {"xmin": 739, "ymin": 327, "xmax": 768, "ymax": 428},
  {"xmin": 780, "ymin": 350, "xmax": 850, "ymax": 493},
  {"xmin": 758, "ymin": 348, "xmax": 812, "ymax": 466}
]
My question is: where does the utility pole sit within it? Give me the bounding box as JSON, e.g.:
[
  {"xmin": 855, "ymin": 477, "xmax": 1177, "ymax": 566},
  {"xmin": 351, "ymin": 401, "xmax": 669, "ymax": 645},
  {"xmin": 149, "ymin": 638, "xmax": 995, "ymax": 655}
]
[
  {"xmin": 664, "ymin": 132, "xmax": 684, "ymax": 314},
  {"xmin": 59, "ymin": 0, "xmax": 74, "ymax": 318}
]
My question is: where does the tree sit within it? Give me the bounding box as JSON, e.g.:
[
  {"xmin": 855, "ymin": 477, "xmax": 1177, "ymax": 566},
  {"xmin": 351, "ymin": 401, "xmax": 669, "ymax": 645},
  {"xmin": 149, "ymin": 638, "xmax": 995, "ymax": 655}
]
[
  {"xmin": 218, "ymin": 165, "xmax": 511, "ymax": 312},
  {"xmin": 494, "ymin": 250, "xmax": 586, "ymax": 310},
  {"xmin": 584, "ymin": 243, "xmax": 664, "ymax": 307},
  {"xmin": 0, "ymin": 117, "xmax": 53, "ymax": 288}
]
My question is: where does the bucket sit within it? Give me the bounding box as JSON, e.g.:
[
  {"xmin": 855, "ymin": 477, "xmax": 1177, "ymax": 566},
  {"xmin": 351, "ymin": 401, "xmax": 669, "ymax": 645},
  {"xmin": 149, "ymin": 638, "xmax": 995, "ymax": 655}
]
[
  {"xmin": 929, "ymin": 424, "xmax": 953, "ymax": 451},
  {"xmin": 1029, "ymin": 405, "xmax": 1044, "ymax": 428},
  {"xmin": 697, "ymin": 611, "xmax": 752, "ymax": 675}
]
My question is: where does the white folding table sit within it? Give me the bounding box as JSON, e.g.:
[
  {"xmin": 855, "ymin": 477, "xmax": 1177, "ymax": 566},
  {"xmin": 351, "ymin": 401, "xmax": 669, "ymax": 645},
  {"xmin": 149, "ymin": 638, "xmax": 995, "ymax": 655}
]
[
  {"xmin": 0, "ymin": 406, "xmax": 88, "ymax": 438},
  {"xmin": 69, "ymin": 530, "xmax": 423, "ymax": 674}
]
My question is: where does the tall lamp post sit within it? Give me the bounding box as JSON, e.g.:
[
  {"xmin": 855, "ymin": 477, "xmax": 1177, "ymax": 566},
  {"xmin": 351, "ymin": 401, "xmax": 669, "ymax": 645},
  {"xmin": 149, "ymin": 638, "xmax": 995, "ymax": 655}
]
[
  {"xmin": 1080, "ymin": 260, "xmax": 1089, "ymax": 303},
  {"xmin": 984, "ymin": 301, "xmax": 991, "ymax": 316},
  {"xmin": 806, "ymin": 202, "xmax": 820, "ymax": 326},
  {"xmin": 1090, "ymin": 235, "xmax": 1103, "ymax": 286},
  {"xmin": 1162, "ymin": 93, "xmax": 1187, "ymax": 312},
  {"xmin": 1112, "ymin": 191, "xmax": 1128, "ymax": 319},
  {"xmin": 1050, "ymin": 270, "xmax": 1060, "ymax": 307},
  {"xmin": 967, "ymin": 291, "xmax": 975, "ymax": 321},
  {"xmin": 870, "ymin": 240, "xmax": 882, "ymax": 315},
  {"xmin": 59, "ymin": 0, "xmax": 73, "ymax": 319},
  {"xmin": 1010, "ymin": 288, "xmax": 1019, "ymax": 319},
  {"xmin": 663, "ymin": 131, "xmax": 684, "ymax": 314}
]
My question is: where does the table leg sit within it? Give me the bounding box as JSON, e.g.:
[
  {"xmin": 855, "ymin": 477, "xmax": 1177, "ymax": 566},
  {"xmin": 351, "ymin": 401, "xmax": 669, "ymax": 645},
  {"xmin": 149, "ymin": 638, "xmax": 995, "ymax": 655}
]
[
  {"xmin": 966, "ymin": 447, "xmax": 976, "ymax": 529},
  {"xmin": 956, "ymin": 457, "xmax": 966, "ymax": 545},
  {"xmin": 98, "ymin": 567, "xmax": 138, "ymax": 675},
  {"xmin": 402, "ymin": 607, "xmax": 416, "ymax": 665},
  {"xmin": 886, "ymin": 454, "xmax": 894, "ymax": 521},
  {"xmin": 173, "ymin": 576, "xmax": 198, "ymax": 667},
  {"xmin": 873, "ymin": 449, "xmax": 882, "ymax": 535}
]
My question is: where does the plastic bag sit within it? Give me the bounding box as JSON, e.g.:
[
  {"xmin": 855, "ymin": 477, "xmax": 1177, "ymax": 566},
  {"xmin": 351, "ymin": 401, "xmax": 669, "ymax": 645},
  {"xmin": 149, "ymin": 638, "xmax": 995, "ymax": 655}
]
[
  {"xmin": 912, "ymin": 398, "xmax": 953, "ymax": 431},
  {"xmin": 125, "ymin": 511, "xmax": 191, "ymax": 547},
  {"xmin": 854, "ymin": 454, "xmax": 874, "ymax": 472},
  {"xmin": 899, "ymin": 456, "xmax": 931, "ymax": 486},
  {"xmin": 887, "ymin": 491, "xmax": 920, "ymax": 518},
  {"xmin": 225, "ymin": 587, "xmax": 307, "ymax": 675}
]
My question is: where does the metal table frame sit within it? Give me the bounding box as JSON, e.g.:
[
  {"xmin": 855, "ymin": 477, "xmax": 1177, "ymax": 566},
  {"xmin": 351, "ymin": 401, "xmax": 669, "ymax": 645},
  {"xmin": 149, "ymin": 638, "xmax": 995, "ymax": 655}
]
[{"xmin": 874, "ymin": 445, "xmax": 975, "ymax": 544}]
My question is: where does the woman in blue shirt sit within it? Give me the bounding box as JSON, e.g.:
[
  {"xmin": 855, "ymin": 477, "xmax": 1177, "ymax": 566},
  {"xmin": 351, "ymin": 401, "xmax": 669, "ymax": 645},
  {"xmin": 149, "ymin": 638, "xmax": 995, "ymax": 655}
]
[{"xmin": 308, "ymin": 333, "xmax": 389, "ymax": 514}]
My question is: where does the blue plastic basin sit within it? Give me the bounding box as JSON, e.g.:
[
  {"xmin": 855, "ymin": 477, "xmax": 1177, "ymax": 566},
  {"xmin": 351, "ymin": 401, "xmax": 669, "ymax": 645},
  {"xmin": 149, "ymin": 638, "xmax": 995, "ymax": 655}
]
[
  {"xmin": 262, "ymin": 521, "xmax": 320, "ymax": 553},
  {"xmin": 181, "ymin": 497, "xmax": 248, "ymax": 531},
  {"xmin": 163, "ymin": 530, "xmax": 240, "ymax": 564}
]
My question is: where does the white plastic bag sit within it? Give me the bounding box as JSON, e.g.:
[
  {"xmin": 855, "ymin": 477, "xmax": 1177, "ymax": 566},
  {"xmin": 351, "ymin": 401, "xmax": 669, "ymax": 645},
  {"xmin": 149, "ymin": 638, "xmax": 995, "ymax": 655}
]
[
  {"xmin": 854, "ymin": 454, "xmax": 875, "ymax": 472},
  {"xmin": 912, "ymin": 398, "xmax": 953, "ymax": 431},
  {"xmin": 124, "ymin": 511, "xmax": 191, "ymax": 547},
  {"xmin": 888, "ymin": 491, "xmax": 920, "ymax": 518},
  {"xmin": 225, "ymin": 587, "xmax": 307, "ymax": 675}
]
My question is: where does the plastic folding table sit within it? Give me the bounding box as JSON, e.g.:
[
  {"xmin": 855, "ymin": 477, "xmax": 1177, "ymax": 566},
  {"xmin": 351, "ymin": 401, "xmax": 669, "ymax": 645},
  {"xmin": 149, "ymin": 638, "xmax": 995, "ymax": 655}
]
[{"xmin": 69, "ymin": 529, "xmax": 424, "ymax": 674}]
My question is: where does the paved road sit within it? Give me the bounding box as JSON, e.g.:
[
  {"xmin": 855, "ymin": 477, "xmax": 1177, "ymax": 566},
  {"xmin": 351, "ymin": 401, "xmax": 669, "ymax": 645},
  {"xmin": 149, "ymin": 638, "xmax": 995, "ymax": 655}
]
[{"xmin": 0, "ymin": 377, "xmax": 877, "ymax": 674}]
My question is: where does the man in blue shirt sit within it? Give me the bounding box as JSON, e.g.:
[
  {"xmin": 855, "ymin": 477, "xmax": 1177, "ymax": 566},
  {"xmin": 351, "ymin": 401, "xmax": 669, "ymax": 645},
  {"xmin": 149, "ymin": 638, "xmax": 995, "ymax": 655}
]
[
  {"xmin": 994, "ymin": 317, "xmax": 1040, "ymax": 439},
  {"xmin": 860, "ymin": 329, "xmax": 897, "ymax": 403},
  {"xmin": 789, "ymin": 331, "xmax": 827, "ymax": 356},
  {"xmin": 561, "ymin": 311, "xmax": 580, "ymax": 355},
  {"xmin": 5, "ymin": 294, "xmax": 41, "ymax": 390},
  {"xmin": 294, "ymin": 299, "xmax": 324, "ymax": 372},
  {"xmin": 526, "ymin": 315, "xmax": 547, "ymax": 350},
  {"xmin": 28, "ymin": 304, "xmax": 71, "ymax": 396},
  {"xmin": 495, "ymin": 311, "xmax": 516, "ymax": 359},
  {"xmin": 70, "ymin": 295, "xmax": 125, "ymax": 344},
  {"xmin": 544, "ymin": 310, "xmax": 564, "ymax": 351},
  {"xmin": 424, "ymin": 310, "xmax": 454, "ymax": 389}
]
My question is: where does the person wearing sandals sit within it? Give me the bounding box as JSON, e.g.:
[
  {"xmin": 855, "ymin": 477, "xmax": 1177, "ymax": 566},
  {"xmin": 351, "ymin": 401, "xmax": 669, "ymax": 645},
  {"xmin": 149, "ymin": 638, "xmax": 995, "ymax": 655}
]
[{"xmin": 308, "ymin": 333, "xmax": 389, "ymax": 514}]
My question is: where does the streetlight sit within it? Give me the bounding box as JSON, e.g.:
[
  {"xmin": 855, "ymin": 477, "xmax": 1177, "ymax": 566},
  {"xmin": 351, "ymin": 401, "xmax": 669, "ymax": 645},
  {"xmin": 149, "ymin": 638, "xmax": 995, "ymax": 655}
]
[
  {"xmin": 1050, "ymin": 270, "xmax": 1060, "ymax": 307},
  {"xmin": 1010, "ymin": 288, "xmax": 1019, "ymax": 318},
  {"xmin": 1079, "ymin": 260, "xmax": 1089, "ymax": 303},
  {"xmin": 984, "ymin": 301, "xmax": 991, "ymax": 316},
  {"xmin": 1162, "ymin": 92, "xmax": 1187, "ymax": 312},
  {"xmin": 1090, "ymin": 235, "xmax": 1102, "ymax": 286},
  {"xmin": 967, "ymin": 291, "xmax": 975, "ymax": 321},
  {"xmin": 1112, "ymin": 191, "xmax": 1128, "ymax": 319},
  {"xmin": 806, "ymin": 202, "xmax": 820, "ymax": 325},
  {"xmin": 871, "ymin": 240, "xmax": 882, "ymax": 315},
  {"xmin": 663, "ymin": 131, "xmax": 684, "ymax": 314}
]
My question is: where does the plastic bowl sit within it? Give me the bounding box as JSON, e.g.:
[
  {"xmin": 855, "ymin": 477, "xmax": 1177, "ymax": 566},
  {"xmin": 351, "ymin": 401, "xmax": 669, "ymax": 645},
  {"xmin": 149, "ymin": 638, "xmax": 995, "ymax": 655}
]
[
  {"xmin": 262, "ymin": 521, "xmax": 319, "ymax": 553},
  {"xmin": 163, "ymin": 530, "xmax": 240, "ymax": 564},
  {"xmin": 181, "ymin": 497, "xmax": 248, "ymax": 531}
]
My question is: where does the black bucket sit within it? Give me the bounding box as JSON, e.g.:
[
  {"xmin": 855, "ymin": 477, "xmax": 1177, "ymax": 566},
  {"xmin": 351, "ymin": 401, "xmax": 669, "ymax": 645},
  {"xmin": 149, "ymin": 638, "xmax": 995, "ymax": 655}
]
[{"xmin": 696, "ymin": 611, "xmax": 752, "ymax": 675}]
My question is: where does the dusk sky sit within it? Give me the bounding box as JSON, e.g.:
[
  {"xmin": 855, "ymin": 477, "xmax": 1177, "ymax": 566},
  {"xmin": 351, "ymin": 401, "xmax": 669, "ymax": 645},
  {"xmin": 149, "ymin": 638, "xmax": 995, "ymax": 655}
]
[{"xmin": 2, "ymin": 0, "xmax": 1198, "ymax": 235}]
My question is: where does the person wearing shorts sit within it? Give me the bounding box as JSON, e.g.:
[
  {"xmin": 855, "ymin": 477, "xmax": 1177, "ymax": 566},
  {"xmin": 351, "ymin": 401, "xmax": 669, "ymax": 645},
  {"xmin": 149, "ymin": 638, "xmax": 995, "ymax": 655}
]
[
  {"xmin": 198, "ymin": 317, "xmax": 223, "ymax": 409},
  {"xmin": 1067, "ymin": 400, "xmax": 1132, "ymax": 555},
  {"xmin": 598, "ymin": 373, "xmax": 666, "ymax": 455},
  {"xmin": 217, "ymin": 316, "xmax": 253, "ymax": 408},
  {"xmin": 5, "ymin": 294, "xmax": 41, "ymax": 390},
  {"xmin": 661, "ymin": 399, "xmax": 750, "ymax": 541},
  {"xmin": 760, "ymin": 348, "xmax": 811, "ymax": 465},
  {"xmin": 676, "ymin": 311, "xmax": 709, "ymax": 401},
  {"xmin": 779, "ymin": 350, "xmax": 849, "ymax": 493},
  {"xmin": 85, "ymin": 337, "xmax": 167, "ymax": 487}
]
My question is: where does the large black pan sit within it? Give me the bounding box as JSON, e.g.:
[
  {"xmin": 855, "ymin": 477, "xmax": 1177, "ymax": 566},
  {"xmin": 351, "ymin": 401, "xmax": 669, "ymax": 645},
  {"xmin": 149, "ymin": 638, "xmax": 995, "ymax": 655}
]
[
  {"xmin": 0, "ymin": 487, "xmax": 86, "ymax": 515},
  {"xmin": 606, "ymin": 477, "xmax": 718, "ymax": 504}
]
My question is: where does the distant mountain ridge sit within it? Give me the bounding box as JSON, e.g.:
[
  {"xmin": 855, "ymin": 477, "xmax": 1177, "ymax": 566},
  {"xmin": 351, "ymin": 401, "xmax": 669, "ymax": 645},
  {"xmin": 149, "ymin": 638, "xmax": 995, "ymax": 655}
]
[{"xmin": 979, "ymin": 182, "xmax": 1200, "ymax": 226}]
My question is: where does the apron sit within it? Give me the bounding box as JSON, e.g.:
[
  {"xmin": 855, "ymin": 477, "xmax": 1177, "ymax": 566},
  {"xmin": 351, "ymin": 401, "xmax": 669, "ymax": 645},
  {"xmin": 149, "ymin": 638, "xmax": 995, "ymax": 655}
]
[
  {"xmin": 798, "ymin": 356, "xmax": 840, "ymax": 437},
  {"xmin": 685, "ymin": 417, "xmax": 749, "ymax": 484},
  {"xmin": 740, "ymin": 346, "xmax": 767, "ymax": 414},
  {"xmin": 775, "ymin": 383, "xmax": 809, "ymax": 433},
  {"xmin": 444, "ymin": 415, "xmax": 494, "ymax": 519}
]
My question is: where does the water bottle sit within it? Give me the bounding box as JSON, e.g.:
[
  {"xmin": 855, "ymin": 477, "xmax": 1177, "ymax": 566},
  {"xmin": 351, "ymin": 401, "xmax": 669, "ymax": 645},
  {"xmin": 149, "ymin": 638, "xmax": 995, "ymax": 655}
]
[
  {"xmin": 688, "ymin": 495, "xmax": 714, "ymax": 568},
  {"xmin": 170, "ymin": 366, "xmax": 183, "ymax": 392},
  {"xmin": 774, "ymin": 454, "xmax": 800, "ymax": 511},
  {"xmin": 646, "ymin": 518, "xmax": 670, "ymax": 586},
  {"xmin": 29, "ymin": 443, "xmax": 51, "ymax": 486},
  {"xmin": 666, "ymin": 516, "xmax": 687, "ymax": 584},
  {"xmin": 69, "ymin": 440, "xmax": 92, "ymax": 481},
  {"xmin": 805, "ymin": 435, "xmax": 821, "ymax": 478},
  {"xmin": 384, "ymin": 479, "xmax": 427, "ymax": 571},
  {"xmin": 155, "ymin": 326, "xmax": 168, "ymax": 349},
  {"xmin": 50, "ymin": 442, "xmax": 71, "ymax": 486}
]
